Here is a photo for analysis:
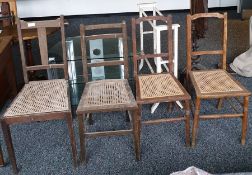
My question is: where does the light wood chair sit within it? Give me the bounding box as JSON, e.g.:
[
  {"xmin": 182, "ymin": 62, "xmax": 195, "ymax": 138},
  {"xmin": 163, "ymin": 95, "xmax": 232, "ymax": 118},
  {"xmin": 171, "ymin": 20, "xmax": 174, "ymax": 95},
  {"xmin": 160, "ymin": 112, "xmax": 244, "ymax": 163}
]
[
  {"xmin": 0, "ymin": 16, "xmax": 77, "ymax": 174},
  {"xmin": 186, "ymin": 12, "xmax": 251, "ymax": 146},
  {"xmin": 132, "ymin": 15, "xmax": 191, "ymax": 146},
  {"xmin": 76, "ymin": 21, "xmax": 140, "ymax": 163}
]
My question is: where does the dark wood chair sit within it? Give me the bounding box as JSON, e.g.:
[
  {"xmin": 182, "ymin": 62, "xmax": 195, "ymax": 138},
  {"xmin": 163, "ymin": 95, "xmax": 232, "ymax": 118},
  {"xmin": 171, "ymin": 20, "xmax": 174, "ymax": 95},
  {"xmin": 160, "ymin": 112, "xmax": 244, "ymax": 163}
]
[
  {"xmin": 76, "ymin": 22, "xmax": 140, "ymax": 163},
  {"xmin": 132, "ymin": 16, "xmax": 191, "ymax": 146},
  {"xmin": 186, "ymin": 12, "xmax": 251, "ymax": 147},
  {"xmin": 0, "ymin": 16, "xmax": 77, "ymax": 174}
]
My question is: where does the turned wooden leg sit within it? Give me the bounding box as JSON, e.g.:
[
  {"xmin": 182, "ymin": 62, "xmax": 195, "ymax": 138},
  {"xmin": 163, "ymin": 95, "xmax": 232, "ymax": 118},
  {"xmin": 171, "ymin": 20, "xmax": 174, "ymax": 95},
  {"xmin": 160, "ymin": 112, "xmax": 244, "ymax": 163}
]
[
  {"xmin": 0, "ymin": 144, "xmax": 4, "ymax": 166},
  {"xmin": 65, "ymin": 113, "xmax": 77, "ymax": 167},
  {"xmin": 241, "ymin": 96, "xmax": 249, "ymax": 145},
  {"xmin": 184, "ymin": 100, "xmax": 191, "ymax": 147},
  {"xmin": 192, "ymin": 98, "xmax": 201, "ymax": 147},
  {"xmin": 78, "ymin": 113, "xmax": 86, "ymax": 163},
  {"xmin": 1, "ymin": 120, "xmax": 18, "ymax": 174},
  {"xmin": 132, "ymin": 109, "xmax": 141, "ymax": 161}
]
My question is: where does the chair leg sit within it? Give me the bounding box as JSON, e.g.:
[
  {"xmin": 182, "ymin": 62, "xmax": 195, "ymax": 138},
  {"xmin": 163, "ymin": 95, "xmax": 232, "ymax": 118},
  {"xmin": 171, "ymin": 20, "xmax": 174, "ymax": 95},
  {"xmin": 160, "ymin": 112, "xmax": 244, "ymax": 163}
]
[
  {"xmin": 125, "ymin": 111, "xmax": 130, "ymax": 122},
  {"xmin": 192, "ymin": 98, "xmax": 201, "ymax": 147},
  {"xmin": 0, "ymin": 144, "xmax": 4, "ymax": 166},
  {"xmin": 65, "ymin": 113, "xmax": 77, "ymax": 167},
  {"xmin": 132, "ymin": 109, "xmax": 141, "ymax": 161},
  {"xmin": 241, "ymin": 96, "xmax": 249, "ymax": 145},
  {"xmin": 184, "ymin": 100, "xmax": 191, "ymax": 147},
  {"xmin": 217, "ymin": 98, "xmax": 224, "ymax": 110},
  {"xmin": 78, "ymin": 113, "xmax": 86, "ymax": 163},
  {"xmin": 1, "ymin": 120, "xmax": 18, "ymax": 174},
  {"xmin": 87, "ymin": 113, "xmax": 93, "ymax": 125},
  {"xmin": 168, "ymin": 102, "xmax": 173, "ymax": 113}
]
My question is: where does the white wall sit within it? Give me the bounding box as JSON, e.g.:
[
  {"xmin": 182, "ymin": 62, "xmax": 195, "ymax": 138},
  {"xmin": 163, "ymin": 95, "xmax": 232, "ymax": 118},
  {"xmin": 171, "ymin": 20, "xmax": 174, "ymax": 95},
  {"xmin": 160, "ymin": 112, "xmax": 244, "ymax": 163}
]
[{"xmin": 16, "ymin": 0, "xmax": 238, "ymax": 18}]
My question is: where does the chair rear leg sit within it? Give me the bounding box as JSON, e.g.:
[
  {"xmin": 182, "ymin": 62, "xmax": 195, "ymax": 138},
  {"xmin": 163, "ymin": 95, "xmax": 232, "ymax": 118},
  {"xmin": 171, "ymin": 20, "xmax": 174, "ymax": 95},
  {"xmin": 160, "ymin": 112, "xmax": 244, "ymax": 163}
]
[
  {"xmin": 184, "ymin": 100, "xmax": 191, "ymax": 146},
  {"xmin": 125, "ymin": 111, "xmax": 130, "ymax": 122},
  {"xmin": 217, "ymin": 98, "xmax": 224, "ymax": 110},
  {"xmin": 241, "ymin": 96, "xmax": 249, "ymax": 145},
  {"xmin": 132, "ymin": 109, "xmax": 141, "ymax": 160},
  {"xmin": 192, "ymin": 98, "xmax": 201, "ymax": 147},
  {"xmin": 78, "ymin": 113, "xmax": 86, "ymax": 163},
  {"xmin": 168, "ymin": 102, "xmax": 174, "ymax": 113},
  {"xmin": 65, "ymin": 113, "xmax": 77, "ymax": 167},
  {"xmin": 87, "ymin": 113, "xmax": 93, "ymax": 125},
  {"xmin": 1, "ymin": 120, "xmax": 18, "ymax": 174},
  {"xmin": 0, "ymin": 144, "xmax": 4, "ymax": 166}
]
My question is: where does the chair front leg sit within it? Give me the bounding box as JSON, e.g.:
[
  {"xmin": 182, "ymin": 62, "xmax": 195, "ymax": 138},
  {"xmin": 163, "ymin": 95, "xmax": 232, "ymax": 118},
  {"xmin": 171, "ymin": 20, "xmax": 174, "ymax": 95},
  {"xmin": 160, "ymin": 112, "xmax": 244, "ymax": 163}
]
[
  {"xmin": 241, "ymin": 96, "xmax": 249, "ymax": 145},
  {"xmin": 65, "ymin": 113, "xmax": 77, "ymax": 167},
  {"xmin": 1, "ymin": 120, "xmax": 18, "ymax": 174},
  {"xmin": 192, "ymin": 98, "xmax": 201, "ymax": 147},
  {"xmin": 78, "ymin": 113, "xmax": 86, "ymax": 163},
  {"xmin": 184, "ymin": 100, "xmax": 191, "ymax": 147}
]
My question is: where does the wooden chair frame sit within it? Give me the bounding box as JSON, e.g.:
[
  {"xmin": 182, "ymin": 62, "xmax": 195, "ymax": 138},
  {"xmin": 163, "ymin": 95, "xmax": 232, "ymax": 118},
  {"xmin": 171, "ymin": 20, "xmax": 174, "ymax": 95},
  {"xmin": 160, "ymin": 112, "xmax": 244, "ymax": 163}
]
[
  {"xmin": 132, "ymin": 15, "xmax": 191, "ymax": 146},
  {"xmin": 186, "ymin": 12, "xmax": 251, "ymax": 146},
  {"xmin": 1, "ymin": 16, "xmax": 77, "ymax": 174},
  {"xmin": 77, "ymin": 21, "xmax": 140, "ymax": 163}
]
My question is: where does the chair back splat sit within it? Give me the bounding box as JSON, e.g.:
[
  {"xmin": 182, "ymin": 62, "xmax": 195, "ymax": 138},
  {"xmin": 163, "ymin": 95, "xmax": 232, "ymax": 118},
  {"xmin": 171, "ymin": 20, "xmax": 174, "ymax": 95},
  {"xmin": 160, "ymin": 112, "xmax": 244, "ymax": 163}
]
[
  {"xmin": 17, "ymin": 16, "xmax": 68, "ymax": 83},
  {"xmin": 186, "ymin": 12, "xmax": 227, "ymax": 75},
  {"xmin": 80, "ymin": 21, "xmax": 129, "ymax": 83},
  {"xmin": 132, "ymin": 15, "xmax": 173, "ymax": 79}
]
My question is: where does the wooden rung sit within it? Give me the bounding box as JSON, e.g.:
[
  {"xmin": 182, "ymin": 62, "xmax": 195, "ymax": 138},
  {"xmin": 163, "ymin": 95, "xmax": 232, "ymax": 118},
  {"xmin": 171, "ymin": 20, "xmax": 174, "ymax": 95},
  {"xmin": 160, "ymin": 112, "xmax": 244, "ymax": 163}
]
[
  {"xmin": 26, "ymin": 64, "xmax": 64, "ymax": 71},
  {"xmin": 85, "ymin": 33, "xmax": 123, "ymax": 40},
  {"xmin": 199, "ymin": 113, "xmax": 243, "ymax": 120},
  {"xmin": 87, "ymin": 60, "xmax": 124, "ymax": 67},
  {"xmin": 192, "ymin": 50, "xmax": 223, "ymax": 56},
  {"xmin": 142, "ymin": 117, "xmax": 185, "ymax": 125},
  {"xmin": 85, "ymin": 129, "xmax": 133, "ymax": 138},
  {"xmin": 137, "ymin": 53, "xmax": 168, "ymax": 60},
  {"xmin": 85, "ymin": 23, "xmax": 123, "ymax": 30}
]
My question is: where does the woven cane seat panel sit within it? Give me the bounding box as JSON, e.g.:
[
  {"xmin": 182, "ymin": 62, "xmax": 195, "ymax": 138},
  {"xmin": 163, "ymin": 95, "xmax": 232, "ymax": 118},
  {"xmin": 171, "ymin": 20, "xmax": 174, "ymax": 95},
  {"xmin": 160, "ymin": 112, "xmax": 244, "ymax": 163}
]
[
  {"xmin": 83, "ymin": 80, "xmax": 130, "ymax": 107},
  {"xmin": 192, "ymin": 70, "xmax": 243, "ymax": 94},
  {"xmin": 138, "ymin": 74, "xmax": 184, "ymax": 99},
  {"xmin": 4, "ymin": 79, "xmax": 69, "ymax": 117}
]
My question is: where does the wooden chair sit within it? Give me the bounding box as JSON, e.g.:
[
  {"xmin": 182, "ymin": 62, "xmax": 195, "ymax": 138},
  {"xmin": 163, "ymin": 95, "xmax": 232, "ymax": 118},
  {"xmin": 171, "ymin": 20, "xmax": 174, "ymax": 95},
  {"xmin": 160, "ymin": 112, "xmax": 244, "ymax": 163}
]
[
  {"xmin": 0, "ymin": 0, "xmax": 17, "ymax": 27},
  {"xmin": 132, "ymin": 15, "xmax": 191, "ymax": 146},
  {"xmin": 186, "ymin": 12, "xmax": 251, "ymax": 147},
  {"xmin": 76, "ymin": 21, "xmax": 140, "ymax": 163},
  {"xmin": 0, "ymin": 16, "xmax": 77, "ymax": 174}
]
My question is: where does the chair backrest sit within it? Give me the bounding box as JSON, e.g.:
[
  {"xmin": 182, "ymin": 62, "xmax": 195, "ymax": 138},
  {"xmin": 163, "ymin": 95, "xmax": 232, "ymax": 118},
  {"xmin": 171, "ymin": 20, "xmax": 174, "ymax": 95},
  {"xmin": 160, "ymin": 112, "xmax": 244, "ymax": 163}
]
[
  {"xmin": 17, "ymin": 16, "xmax": 68, "ymax": 83},
  {"xmin": 131, "ymin": 15, "xmax": 173, "ymax": 79},
  {"xmin": 186, "ymin": 12, "xmax": 227, "ymax": 74},
  {"xmin": 80, "ymin": 21, "xmax": 128, "ymax": 83}
]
